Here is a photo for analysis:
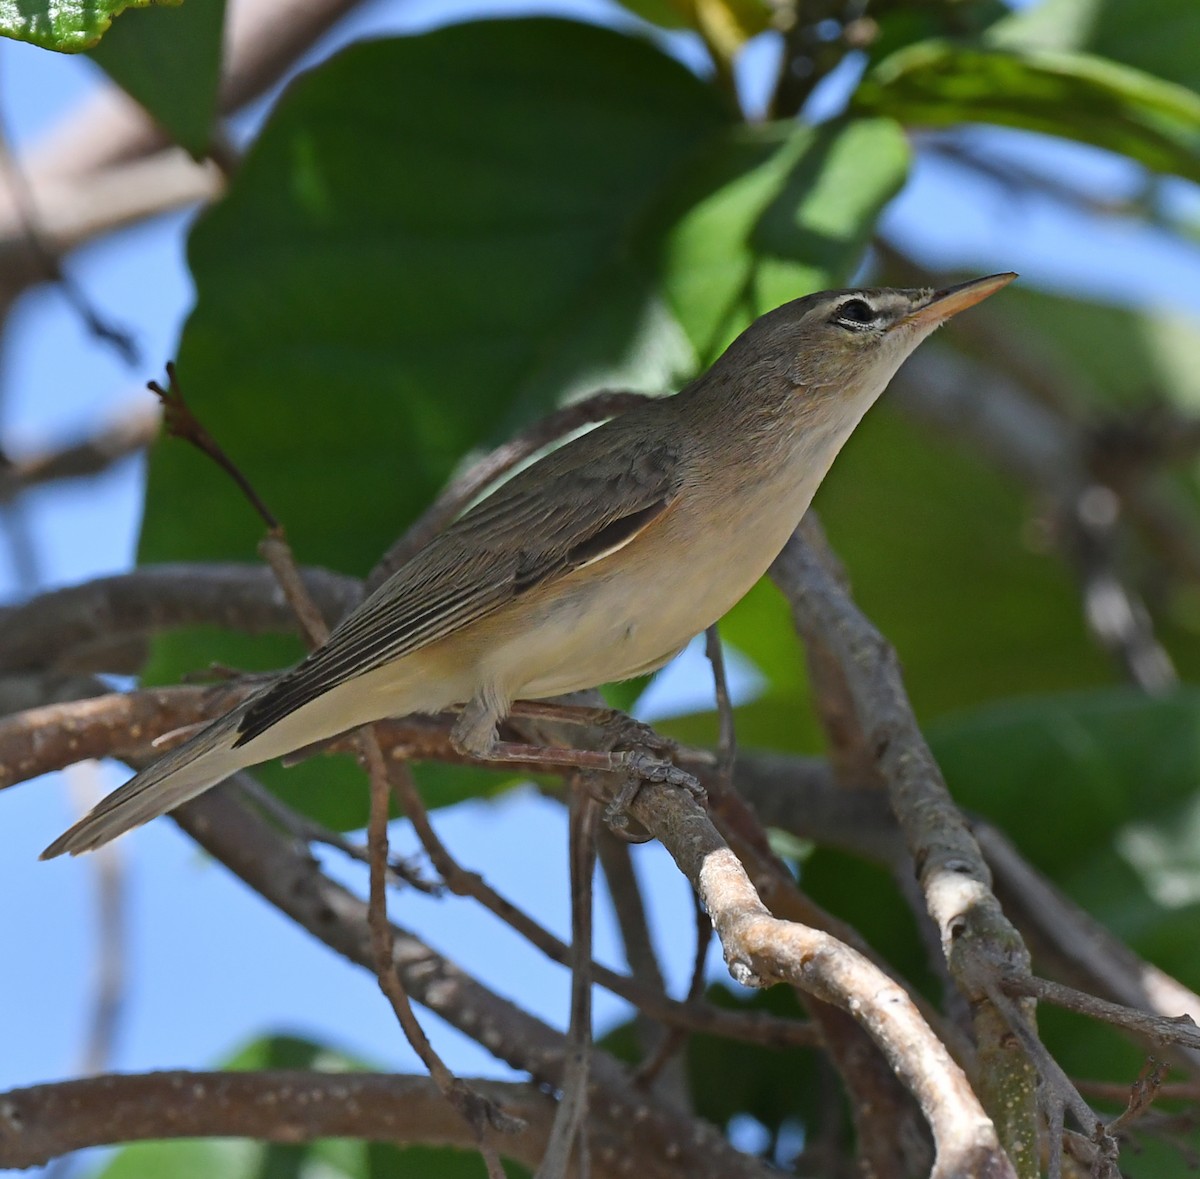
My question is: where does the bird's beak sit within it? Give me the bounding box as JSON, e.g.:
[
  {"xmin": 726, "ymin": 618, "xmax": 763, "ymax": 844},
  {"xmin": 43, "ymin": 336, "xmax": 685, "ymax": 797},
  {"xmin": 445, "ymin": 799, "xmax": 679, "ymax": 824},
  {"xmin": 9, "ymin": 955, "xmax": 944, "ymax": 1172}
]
[{"xmin": 895, "ymin": 272, "xmax": 1017, "ymax": 329}]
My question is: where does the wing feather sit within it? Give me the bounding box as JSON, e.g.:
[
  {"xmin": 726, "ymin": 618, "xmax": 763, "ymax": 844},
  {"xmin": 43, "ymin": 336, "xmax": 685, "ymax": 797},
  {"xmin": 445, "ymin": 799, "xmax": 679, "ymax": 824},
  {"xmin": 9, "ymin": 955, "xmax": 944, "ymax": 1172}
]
[{"xmin": 235, "ymin": 411, "xmax": 683, "ymax": 745}]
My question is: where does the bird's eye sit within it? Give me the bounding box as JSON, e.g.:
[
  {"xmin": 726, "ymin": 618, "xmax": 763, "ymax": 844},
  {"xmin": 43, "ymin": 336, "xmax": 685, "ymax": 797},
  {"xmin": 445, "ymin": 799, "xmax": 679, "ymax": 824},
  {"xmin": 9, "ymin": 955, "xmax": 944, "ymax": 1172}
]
[{"xmin": 833, "ymin": 298, "xmax": 876, "ymax": 328}]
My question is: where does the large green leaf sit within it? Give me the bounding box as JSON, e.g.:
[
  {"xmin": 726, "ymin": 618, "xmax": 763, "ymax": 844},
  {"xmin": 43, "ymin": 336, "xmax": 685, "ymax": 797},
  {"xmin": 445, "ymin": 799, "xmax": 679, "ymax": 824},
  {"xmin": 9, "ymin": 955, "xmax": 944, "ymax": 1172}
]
[
  {"xmin": 89, "ymin": 0, "xmax": 225, "ymax": 157},
  {"xmin": 614, "ymin": 0, "xmax": 772, "ymax": 45},
  {"xmin": 0, "ymin": 0, "xmax": 171, "ymax": 51},
  {"xmin": 654, "ymin": 117, "xmax": 909, "ymax": 364},
  {"xmin": 989, "ymin": 0, "xmax": 1200, "ymax": 93},
  {"xmin": 855, "ymin": 42, "xmax": 1200, "ymax": 183},
  {"xmin": 138, "ymin": 18, "xmax": 907, "ymax": 830}
]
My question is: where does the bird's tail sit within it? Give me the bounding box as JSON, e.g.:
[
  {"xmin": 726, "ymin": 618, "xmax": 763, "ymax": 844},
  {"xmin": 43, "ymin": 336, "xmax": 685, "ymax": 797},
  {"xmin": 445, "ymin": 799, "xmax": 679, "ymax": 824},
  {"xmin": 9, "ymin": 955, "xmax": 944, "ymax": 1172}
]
[{"xmin": 41, "ymin": 703, "xmax": 253, "ymax": 859}]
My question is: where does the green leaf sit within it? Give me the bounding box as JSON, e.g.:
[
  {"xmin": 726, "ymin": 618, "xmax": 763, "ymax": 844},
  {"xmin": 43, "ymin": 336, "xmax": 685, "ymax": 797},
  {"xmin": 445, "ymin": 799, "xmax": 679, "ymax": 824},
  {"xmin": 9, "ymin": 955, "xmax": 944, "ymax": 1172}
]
[
  {"xmin": 614, "ymin": 0, "xmax": 773, "ymax": 45},
  {"xmin": 89, "ymin": 0, "xmax": 225, "ymax": 157},
  {"xmin": 855, "ymin": 42, "xmax": 1200, "ymax": 183},
  {"xmin": 981, "ymin": 285, "xmax": 1200, "ymax": 415},
  {"xmin": 96, "ymin": 1132, "xmax": 523, "ymax": 1179},
  {"xmin": 655, "ymin": 117, "xmax": 910, "ymax": 363},
  {"xmin": 138, "ymin": 19, "xmax": 906, "ymax": 830},
  {"xmin": 0, "ymin": 0, "xmax": 173, "ymax": 51},
  {"xmin": 930, "ymin": 688, "xmax": 1200, "ymax": 987},
  {"xmin": 988, "ymin": 0, "xmax": 1200, "ymax": 94},
  {"xmin": 97, "ymin": 1139, "xmax": 262, "ymax": 1179}
]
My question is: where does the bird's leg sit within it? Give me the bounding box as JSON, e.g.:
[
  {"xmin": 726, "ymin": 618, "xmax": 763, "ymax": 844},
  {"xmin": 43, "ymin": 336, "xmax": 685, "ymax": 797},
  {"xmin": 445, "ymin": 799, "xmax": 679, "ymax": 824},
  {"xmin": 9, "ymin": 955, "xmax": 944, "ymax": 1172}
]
[{"xmin": 450, "ymin": 694, "xmax": 703, "ymax": 825}]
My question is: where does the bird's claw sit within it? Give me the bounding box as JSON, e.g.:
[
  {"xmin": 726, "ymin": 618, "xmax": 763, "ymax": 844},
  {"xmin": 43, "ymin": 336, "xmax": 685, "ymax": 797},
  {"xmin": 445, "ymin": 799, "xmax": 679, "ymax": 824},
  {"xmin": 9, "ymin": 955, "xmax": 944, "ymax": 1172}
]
[{"xmin": 603, "ymin": 750, "xmax": 706, "ymax": 833}]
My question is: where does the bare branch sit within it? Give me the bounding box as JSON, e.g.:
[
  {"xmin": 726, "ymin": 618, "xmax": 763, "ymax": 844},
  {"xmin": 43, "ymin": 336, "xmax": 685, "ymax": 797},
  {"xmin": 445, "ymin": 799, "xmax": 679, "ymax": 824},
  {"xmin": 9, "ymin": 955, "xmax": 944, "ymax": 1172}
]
[
  {"xmin": 170, "ymin": 783, "xmax": 777, "ymax": 1179},
  {"xmin": 0, "ymin": 563, "xmax": 360, "ymax": 674},
  {"xmin": 619, "ymin": 775, "xmax": 1016, "ymax": 1178},
  {"xmin": 0, "ymin": 1071, "xmax": 556, "ymax": 1173},
  {"xmin": 1003, "ymin": 975, "xmax": 1200, "ymax": 1054},
  {"xmin": 771, "ymin": 518, "xmax": 1039, "ymax": 1171},
  {"xmin": 0, "ymin": 683, "xmax": 255, "ymax": 791},
  {"xmin": 977, "ymin": 820, "xmax": 1200, "ymax": 1073},
  {"xmin": 537, "ymin": 786, "xmax": 600, "ymax": 1178}
]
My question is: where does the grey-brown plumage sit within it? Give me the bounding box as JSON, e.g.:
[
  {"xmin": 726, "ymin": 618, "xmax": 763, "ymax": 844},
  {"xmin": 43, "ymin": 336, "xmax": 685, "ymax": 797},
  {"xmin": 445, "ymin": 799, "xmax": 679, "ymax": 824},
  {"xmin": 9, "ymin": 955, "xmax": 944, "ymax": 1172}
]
[{"xmin": 42, "ymin": 273, "xmax": 1015, "ymax": 858}]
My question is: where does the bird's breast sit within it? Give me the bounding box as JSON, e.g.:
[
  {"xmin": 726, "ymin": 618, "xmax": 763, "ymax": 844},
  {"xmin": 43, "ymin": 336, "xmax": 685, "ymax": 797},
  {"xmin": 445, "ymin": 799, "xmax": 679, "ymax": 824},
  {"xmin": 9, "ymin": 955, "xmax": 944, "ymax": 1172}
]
[{"xmin": 484, "ymin": 459, "xmax": 818, "ymax": 700}]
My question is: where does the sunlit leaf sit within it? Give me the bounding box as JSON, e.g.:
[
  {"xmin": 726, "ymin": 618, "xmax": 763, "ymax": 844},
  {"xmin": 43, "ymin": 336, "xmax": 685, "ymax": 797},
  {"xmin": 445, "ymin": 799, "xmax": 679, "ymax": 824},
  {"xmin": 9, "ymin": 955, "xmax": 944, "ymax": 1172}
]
[
  {"xmin": 856, "ymin": 42, "xmax": 1200, "ymax": 182},
  {"xmin": 0, "ymin": 0, "xmax": 172, "ymax": 51},
  {"xmin": 989, "ymin": 0, "xmax": 1200, "ymax": 93}
]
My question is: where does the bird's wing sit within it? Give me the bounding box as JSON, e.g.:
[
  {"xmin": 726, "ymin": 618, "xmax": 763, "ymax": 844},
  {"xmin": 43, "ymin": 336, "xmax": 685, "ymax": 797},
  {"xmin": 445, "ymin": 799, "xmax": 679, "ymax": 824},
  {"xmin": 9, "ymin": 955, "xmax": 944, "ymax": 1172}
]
[{"xmin": 235, "ymin": 418, "xmax": 683, "ymax": 745}]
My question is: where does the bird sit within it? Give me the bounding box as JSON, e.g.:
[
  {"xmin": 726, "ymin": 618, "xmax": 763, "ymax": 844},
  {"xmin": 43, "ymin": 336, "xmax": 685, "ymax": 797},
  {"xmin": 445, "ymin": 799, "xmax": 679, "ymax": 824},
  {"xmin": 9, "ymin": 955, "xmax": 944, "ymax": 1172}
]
[{"xmin": 42, "ymin": 273, "xmax": 1015, "ymax": 858}]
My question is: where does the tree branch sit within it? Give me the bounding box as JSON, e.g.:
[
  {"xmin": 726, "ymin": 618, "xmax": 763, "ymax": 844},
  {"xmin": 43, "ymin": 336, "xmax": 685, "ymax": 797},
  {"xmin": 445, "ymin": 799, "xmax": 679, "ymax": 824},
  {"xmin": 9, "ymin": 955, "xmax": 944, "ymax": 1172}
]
[
  {"xmin": 0, "ymin": 1071, "xmax": 555, "ymax": 1173},
  {"xmin": 771, "ymin": 518, "xmax": 1039, "ymax": 1173},
  {"xmin": 170, "ymin": 783, "xmax": 777, "ymax": 1179},
  {"xmin": 619, "ymin": 775, "xmax": 1016, "ymax": 1178}
]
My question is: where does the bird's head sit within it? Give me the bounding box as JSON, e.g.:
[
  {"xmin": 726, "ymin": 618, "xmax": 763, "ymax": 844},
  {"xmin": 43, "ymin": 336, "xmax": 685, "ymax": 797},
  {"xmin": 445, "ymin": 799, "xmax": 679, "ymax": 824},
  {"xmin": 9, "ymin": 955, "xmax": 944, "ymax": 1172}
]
[
  {"xmin": 717, "ymin": 272, "xmax": 1017, "ymax": 408},
  {"xmin": 794, "ymin": 272, "xmax": 1016, "ymax": 394}
]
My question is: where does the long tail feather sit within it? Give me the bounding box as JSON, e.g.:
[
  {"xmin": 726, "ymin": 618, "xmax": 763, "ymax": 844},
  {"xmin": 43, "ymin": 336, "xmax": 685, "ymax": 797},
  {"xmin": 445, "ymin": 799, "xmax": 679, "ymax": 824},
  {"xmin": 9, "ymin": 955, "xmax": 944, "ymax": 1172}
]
[{"xmin": 41, "ymin": 703, "xmax": 253, "ymax": 859}]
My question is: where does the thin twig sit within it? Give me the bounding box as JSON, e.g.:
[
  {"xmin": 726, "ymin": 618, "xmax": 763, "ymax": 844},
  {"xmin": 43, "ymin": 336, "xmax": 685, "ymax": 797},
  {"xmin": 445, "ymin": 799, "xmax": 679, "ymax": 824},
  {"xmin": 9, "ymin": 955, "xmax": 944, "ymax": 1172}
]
[
  {"xmin": 634, "ymin": 892, "xmax": 711, "ymax": 1089},
  {"xmin": 1003, "ymin": 974, "xmax": 1200, "ymax": 1053},
  {"xmin": 704, "ymin": 623, "xmax": 736, "ymax": 789},
  {"xmin": 257, "ymin": 532, "xmax": 329, "ymax": 648},
  {"xmin": 147, "ymin": 364, "xmax": 280, "ymax": 530},
  {"xmin": 236, "ymin": 775, "xmax": 440, "ymax": 893},
  {"xmin": 0, "ymin": 99, "xmax": 138, "ymax": 365},
  {"xmin": 1105, "ymin": 1059, "xmax": 1168, "ymax": 1136},
  {"xmin": 362, "ymin": 730, "xmax": 518, "ymax": 1174},
  {"xmin": 67, "ymin": 762, "xmax": 127, "ymax": 1075},
  {"xmin": 537, "ymin": 783, "xmax": 600, "ymax": 1178}
]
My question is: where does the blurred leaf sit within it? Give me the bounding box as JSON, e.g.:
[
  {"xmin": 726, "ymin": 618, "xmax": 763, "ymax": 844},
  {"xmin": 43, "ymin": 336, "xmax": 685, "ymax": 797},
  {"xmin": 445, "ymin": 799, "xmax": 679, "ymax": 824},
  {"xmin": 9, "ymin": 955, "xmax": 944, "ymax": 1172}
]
[
  {"xmin": 868, "ymin": 0, "xmax": 1010, "ymax": 66},
  {"xmin": 855, "ymin": 42, "xmax": 1200, "ymax": 183},
  {"xmin": 655, "ymin": 117, "xmax": 909, "ymax": 362},
  {"xmin": 97, "ymin": 1139, "xmax": 262, "ymax": 1179},
  {"xmin": 614, "ymin": 0, "xmax": 772, "ymax": 45},
  {"xmin": 221, "ymin": 1032, "xmax": 358, "ymax": 1071},
  {"xmin": 0, "ymin": 0, "xmax": 172, "ymax": 52},
  {"xmin": 930, "ymin": 688, "xmax": 1200, "ymax": 985},
  {"xmin": 89, "ymin": 0, "xmax": 225, "ymax": 157},
  {"xmin": 989, "ymin": 0, "xmax": 1200, "ymax": 93},
  {"xmin": 96, "ymin": 1135, "xmax": 522, "ymax": 1179},
  {"xmin": 983, "ymin": 285, "xmax": 1200, "ymax": 414},
  {"xmin": 139, "ymin": 19, "xmax": 906, "ymax": 829}
]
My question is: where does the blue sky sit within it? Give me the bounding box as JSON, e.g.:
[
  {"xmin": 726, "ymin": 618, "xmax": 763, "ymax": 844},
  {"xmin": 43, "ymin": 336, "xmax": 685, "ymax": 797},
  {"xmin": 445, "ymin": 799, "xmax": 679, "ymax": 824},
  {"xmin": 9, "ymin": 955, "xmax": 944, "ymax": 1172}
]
[{"xmin": 1, "ymin": 2, "xmax": 1200, "ymax": 1175}]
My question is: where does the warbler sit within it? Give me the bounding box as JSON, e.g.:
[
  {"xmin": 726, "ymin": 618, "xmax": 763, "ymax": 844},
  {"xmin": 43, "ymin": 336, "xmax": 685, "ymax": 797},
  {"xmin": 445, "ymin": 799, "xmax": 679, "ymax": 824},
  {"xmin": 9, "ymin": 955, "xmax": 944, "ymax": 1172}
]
[{"xmin": 43, "ymin": 273, "xmax": 1014, "ymax": 858}]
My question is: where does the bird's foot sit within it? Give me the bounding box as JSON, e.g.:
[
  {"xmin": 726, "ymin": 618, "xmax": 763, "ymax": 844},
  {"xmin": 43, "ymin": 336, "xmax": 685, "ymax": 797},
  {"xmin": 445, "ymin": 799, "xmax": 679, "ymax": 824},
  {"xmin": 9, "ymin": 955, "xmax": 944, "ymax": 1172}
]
[{"xmin": 602, "ymin": 748, "xmax": 705, "ymax": 834}]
